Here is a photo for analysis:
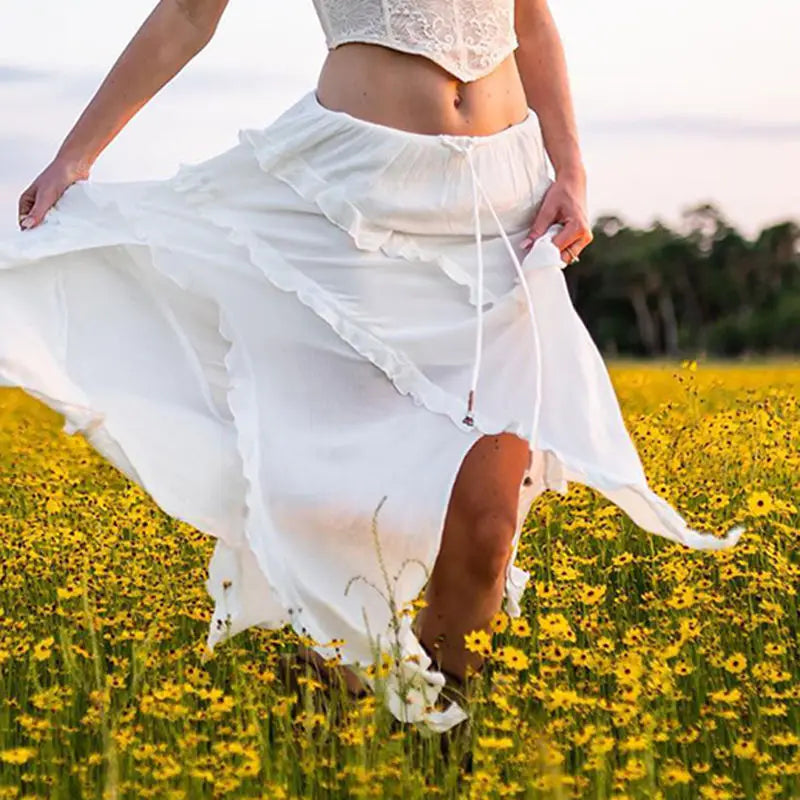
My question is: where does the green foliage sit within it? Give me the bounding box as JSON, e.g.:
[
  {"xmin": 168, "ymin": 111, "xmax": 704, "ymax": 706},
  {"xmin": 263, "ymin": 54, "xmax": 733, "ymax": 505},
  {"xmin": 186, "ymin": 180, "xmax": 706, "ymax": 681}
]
[{"xmin": 572, "ymin": 205, "xmax": 800, "ymax": 357}]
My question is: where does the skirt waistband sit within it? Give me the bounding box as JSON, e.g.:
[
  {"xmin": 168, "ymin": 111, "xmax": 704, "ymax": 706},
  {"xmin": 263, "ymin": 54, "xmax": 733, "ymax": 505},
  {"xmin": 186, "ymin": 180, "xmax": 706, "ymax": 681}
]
[
  {"xmin": 238, "ymin": 89, "xmax": 553, "ymax": 437},
  {"xmin": 240, "ymin": 89, "xmax": 551, "ymax": 240}
]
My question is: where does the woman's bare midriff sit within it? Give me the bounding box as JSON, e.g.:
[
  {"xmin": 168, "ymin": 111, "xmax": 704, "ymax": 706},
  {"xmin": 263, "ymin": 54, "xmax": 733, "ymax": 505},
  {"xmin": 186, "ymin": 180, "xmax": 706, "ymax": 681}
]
[{"xmin": 315, "ymin": 42, "xmax": 530, "ymax": 137}]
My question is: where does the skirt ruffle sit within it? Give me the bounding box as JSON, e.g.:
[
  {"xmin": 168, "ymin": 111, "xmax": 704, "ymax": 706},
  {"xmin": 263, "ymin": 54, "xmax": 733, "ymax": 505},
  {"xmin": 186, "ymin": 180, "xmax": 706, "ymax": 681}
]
[{"xmin": 0, "ymin": 89, "xmax": 743, "ymax": 733}]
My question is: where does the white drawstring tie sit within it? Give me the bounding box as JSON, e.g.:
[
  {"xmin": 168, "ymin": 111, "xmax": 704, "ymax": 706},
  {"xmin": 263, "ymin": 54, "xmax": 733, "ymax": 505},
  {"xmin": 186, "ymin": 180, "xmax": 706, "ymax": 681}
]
[{"xmin": 440, "ymin": 137, "xmax": 544, "ymax": 445}]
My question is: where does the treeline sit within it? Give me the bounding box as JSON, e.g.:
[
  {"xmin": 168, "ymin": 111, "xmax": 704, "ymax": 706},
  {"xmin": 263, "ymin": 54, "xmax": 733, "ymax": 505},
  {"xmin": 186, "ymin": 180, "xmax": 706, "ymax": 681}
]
[{"xmin": 567, "ymin": 204, "xmax": 800, "ymax": 357}]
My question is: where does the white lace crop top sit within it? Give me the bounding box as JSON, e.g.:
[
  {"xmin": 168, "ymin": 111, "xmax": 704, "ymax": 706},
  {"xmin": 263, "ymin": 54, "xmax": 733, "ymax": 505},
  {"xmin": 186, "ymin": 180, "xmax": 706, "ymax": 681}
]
[{"xmin": 311, "ymin": 0, "xmax": 519, "ymax": 83}]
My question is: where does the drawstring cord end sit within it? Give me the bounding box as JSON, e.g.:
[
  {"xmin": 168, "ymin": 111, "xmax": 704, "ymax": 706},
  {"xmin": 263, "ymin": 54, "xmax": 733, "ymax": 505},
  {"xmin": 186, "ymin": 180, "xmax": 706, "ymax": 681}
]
[
  {"xmin": 442, "ymin": 135, "xmax": 541, "ymax": 440},
  {"xmin": 462, "ymin": 389, "xmax": 475, "ymax": 426}
]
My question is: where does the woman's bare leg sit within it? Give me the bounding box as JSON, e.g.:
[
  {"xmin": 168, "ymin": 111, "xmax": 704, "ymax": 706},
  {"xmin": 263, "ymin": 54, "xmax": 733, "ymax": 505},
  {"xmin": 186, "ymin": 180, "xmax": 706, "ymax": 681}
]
[
  {"xmin": 297, "ymin": 432, "xmax": 529, "ymax": 694},
  {"xmin": 413, "ymin": 433, "xmax": 530, "ymax": 680}
]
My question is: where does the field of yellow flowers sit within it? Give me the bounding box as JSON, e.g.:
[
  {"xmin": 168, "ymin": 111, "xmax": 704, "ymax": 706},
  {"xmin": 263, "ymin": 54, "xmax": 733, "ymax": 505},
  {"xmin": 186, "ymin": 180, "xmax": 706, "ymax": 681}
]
[{"xmin": 1, "ymin": 361, "xmax": 798, "ymax": 799}]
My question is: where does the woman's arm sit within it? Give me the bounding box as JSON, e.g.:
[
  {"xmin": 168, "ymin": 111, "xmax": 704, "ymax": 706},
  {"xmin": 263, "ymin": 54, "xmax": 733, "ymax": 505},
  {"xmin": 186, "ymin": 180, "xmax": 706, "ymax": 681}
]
[
  {"xmin": 18, "ymin": 0, "xmax": 229, "ymax": 230},
  {"xmin": 514, "ymin": 0, "xmax": 593, "ymax": 262}
]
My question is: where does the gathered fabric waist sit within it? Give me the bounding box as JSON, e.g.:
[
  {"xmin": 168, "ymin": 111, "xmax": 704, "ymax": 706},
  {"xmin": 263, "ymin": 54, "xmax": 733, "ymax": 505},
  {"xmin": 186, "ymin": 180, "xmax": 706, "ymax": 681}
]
[
  {"xmin": 237, "ymin": 88, "xmax": 553, "ymax": 437},
  {"xmin": 245, "ymin": 90, "xmax": 551, "ymax": 238}
]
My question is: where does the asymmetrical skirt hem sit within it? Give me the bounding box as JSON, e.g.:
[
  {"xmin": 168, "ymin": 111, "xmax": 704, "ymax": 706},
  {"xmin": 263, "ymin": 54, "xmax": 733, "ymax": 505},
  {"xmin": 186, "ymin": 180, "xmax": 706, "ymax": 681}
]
[{"xmin": 0, "ymin": 89, "xmax": 745, "ymax": 733}]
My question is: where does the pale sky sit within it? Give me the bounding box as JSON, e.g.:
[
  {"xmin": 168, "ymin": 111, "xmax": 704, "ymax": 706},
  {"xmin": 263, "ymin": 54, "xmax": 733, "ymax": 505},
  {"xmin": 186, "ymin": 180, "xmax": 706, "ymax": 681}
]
[{"xmin": 1, "ymin": 0, "xmax": 798, "ymax": 236}]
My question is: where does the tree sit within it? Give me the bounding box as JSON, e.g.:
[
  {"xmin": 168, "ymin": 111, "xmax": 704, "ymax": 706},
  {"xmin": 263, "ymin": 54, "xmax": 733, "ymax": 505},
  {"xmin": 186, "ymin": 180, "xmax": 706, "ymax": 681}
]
[{"xmin": 566, "ymin": 205, "xmax": 800, "ymax": 357}]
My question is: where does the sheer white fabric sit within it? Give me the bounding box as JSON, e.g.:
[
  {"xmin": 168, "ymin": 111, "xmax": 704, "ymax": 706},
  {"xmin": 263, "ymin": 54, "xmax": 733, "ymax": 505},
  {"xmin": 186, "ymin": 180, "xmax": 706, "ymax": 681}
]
[
  {"xmin": 311, "ymin": 0, "xmax": 518, "ymax": 82},
  {"xmin": 0, "ymin": 90, "xmax": 744, "ymax": 733}
]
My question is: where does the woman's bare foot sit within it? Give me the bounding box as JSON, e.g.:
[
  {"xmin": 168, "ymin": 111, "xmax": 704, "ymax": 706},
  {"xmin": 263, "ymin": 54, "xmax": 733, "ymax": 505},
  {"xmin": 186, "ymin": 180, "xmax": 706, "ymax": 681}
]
[{"xmin": 296, "ymin": 644, "xmax": 368, "ymax": 697}]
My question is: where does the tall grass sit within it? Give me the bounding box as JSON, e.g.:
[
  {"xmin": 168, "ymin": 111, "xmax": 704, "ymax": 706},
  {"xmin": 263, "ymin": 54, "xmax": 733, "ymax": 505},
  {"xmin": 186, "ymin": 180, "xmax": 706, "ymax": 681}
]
[{"xmin": 1, "ymin": 362, "xmax": 798, "ymax": 799}]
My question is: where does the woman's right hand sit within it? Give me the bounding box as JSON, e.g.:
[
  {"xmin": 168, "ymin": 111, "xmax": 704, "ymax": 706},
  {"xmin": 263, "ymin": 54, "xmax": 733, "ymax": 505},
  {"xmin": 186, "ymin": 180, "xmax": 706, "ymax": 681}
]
[{"xmin": 18, "ymin": 158, "xmax": 89, "ymax": 231}]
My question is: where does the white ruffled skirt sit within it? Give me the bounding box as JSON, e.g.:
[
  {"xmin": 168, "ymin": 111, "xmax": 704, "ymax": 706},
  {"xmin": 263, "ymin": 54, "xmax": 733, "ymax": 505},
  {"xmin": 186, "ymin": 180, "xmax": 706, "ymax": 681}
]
[{"xmin": 0, "ymin": 89, "xmax": 743, "ymax": 731}]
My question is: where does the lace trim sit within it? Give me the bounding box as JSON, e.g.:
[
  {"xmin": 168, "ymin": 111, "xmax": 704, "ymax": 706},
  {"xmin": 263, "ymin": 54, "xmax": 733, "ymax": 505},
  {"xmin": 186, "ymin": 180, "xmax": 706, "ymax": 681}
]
[
  {"xmin": 311, "ymin": 0, "xmax": 519, "ymax": 83},
  {"xmin": 322, "ymin": 33, "xmax": 519, "ymax": 82}
]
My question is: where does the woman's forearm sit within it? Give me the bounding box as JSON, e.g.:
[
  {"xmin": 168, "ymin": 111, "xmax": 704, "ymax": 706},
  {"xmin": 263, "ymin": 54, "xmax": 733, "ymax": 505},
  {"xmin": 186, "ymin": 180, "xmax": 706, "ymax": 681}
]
[
  {"xmin": 515, "ymin": 1, "xmax": 592, "ymax": 261},
  {"xmin": 55, "ymin": 0, "xmax": 228, "ymax": 174},
  {"xmin": 514, "ymin": 0, "xmax": 584, "ymax": 179}
]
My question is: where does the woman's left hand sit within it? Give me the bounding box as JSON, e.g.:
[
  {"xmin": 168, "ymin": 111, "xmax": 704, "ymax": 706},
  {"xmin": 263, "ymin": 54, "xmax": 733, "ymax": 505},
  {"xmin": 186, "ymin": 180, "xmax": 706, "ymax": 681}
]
[{"xmin": 522, "ymin": 170, "xmax": 593, "ymax": 264}]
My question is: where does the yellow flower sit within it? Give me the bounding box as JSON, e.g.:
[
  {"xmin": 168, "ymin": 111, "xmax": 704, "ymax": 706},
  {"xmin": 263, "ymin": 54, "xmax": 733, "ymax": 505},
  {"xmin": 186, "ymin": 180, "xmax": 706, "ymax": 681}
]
[
  {"xmin": 489, "ymin": 611, "xmax": 509, "ymax": 634},
  {"xmin": 464, "ymin": 629, "xmax": 492, "ymax": 657},
  {"xmin": 612, "ymin": 551, "xmax": 635, "ymax": 567},
  {"xmin": 477, "ymin": 735, "xmax": 514, "ymax": 751},
  {"xmin": 699, "ymin": 788, "xmax": 733, "ymax": 800},
  {"xmin": 208, "ymin": 694, "xmax": 235, "ymax": 715},
  {"xmin": 596, "ymin": 636, "xmax": 615, "ymax": 654},
  {"xmin": 338, "ymin": 727, "xmax": 365, "ymax": 746},
  {"xmin": 613, "ymin": 654, "xmax": 643, "ymax": 682},
  {"xmin": 667, "ymin": 586, "xmax": 696, "ymax": 610},
  {"xmin": 746, "ymin": 490, "xmax": 773, "ymax": 516},
  {"xmin": 662, "ymin": 765, "xmax": 693, "ymax": 785},
  {"xmin": 538, "ymin": 612, "xmax": 572, "ymax": 640},
  {"xmin": 509, "ymin": 617, "xmax": 531, "ymax": 637},
  {"xmin": 619, "ymin": 734, "xmax": 649, "ymax": 752},
  {"xmin": 570, "ymin": 649, "xmax": 594, "ymax": 668},
  {"xmin": 578, "ymin": 583, "xmax": 607, "ymax": 605},
  {"xmin": 0, "ymin": 748, "xmax": 37, "ymax": 765},
  {"xmin": 32, "ymin": 636, "xmax": 55, "ymax": 662},
  {"xmin": 45, "ymin": 496, "xmax": 63, "ymax": 514},
  {"xmin": 708, "ymin": 687, "xmax": 742, "ymax": 704},
  {"xmin": 496, "ymin": 646, "xmax": 530, "ymax": 671},
  {"xmin": 769, "ymin": 732, "xmax": 800, "ymax": 746},
  {"xmin": 708, "ymin": 492, "xmax": 730, "ymax": 510},
  {"xmin": 468, "ymin": 770, "xmax": 499, "ymax": 797},
  {"xmin": 723, "ymin": 652, "xmax": 747, "ymax": 674},
  {"xmin": 572, "ymin": 724, "xmax": 597, "ymax": 746},
  {"xmin": 732, "ymin": 740, "xmax": 758, "ymax": 759}
]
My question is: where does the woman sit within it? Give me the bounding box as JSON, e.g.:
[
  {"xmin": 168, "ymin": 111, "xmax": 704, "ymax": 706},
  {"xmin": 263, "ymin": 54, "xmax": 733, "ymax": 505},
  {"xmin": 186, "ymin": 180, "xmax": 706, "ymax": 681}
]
[{"xmin": 1, "ymin": 0, "xmax": 743, "ymax": 732}]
